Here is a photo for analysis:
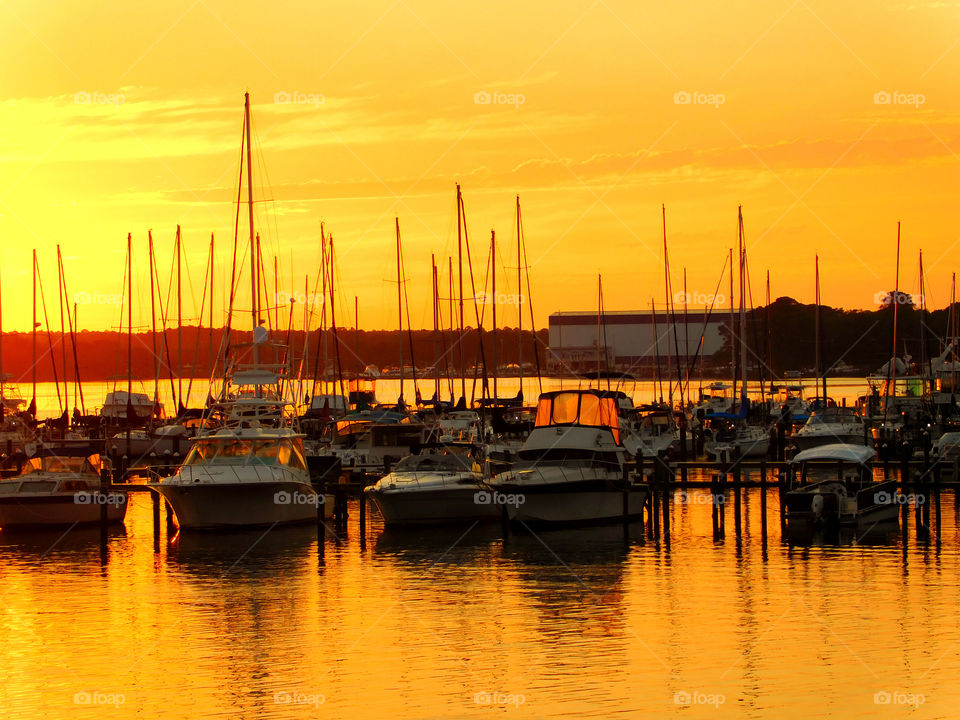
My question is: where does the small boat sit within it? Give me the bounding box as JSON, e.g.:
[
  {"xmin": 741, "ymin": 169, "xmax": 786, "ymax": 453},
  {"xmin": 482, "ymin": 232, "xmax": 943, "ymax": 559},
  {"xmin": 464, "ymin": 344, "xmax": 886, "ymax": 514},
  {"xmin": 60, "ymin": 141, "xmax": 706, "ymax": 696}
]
[
  {"xmin": 791, "ymin": 407, "xmax": 867, "ymax": 450},
  {"xmin": 364, "ymin": 444, "xmax": 498, "ymax": 526},
  {"xmin": 0, "ymin": 445, "xmax": 126, "ymax": 529},
  {"xmin": 485, "ymin": 389, "xmax": 647, "ymax": 525},
  {"xmin": 783, "ymin": 444, "xmax": 899, "ymax": 526}
]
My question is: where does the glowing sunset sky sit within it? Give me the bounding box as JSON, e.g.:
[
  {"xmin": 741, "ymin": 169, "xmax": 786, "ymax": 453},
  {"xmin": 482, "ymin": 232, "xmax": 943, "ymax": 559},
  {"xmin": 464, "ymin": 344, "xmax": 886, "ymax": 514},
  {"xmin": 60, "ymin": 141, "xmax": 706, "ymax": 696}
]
[{"xmin": 0, "ymin": 0, "xmax": 958, "ymax": 332}]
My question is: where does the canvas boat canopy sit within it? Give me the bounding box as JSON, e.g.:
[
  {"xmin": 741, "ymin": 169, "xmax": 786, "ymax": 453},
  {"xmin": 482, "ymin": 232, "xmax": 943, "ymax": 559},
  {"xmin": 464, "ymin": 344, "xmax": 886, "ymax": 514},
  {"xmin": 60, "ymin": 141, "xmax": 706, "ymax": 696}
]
[{"xmin": 533, "ymin": 390, "xmax": 620, "ymax": 444}]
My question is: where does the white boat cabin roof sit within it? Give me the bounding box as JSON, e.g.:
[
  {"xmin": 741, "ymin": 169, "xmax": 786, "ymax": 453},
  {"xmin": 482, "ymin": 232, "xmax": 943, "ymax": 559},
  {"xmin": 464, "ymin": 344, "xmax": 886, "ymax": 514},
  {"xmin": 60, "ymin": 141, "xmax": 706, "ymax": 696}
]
[{"xmin": 791, "ymin": 443, "xmax": 875, "ymax": 465}]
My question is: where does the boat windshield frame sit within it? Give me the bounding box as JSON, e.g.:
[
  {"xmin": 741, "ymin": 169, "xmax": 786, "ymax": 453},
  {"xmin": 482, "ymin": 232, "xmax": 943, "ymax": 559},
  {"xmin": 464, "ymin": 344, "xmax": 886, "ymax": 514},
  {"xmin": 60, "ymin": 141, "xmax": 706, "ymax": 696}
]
[{"xmin": 183, "ymin": 436, "xmax": 307, "ymax": 471}]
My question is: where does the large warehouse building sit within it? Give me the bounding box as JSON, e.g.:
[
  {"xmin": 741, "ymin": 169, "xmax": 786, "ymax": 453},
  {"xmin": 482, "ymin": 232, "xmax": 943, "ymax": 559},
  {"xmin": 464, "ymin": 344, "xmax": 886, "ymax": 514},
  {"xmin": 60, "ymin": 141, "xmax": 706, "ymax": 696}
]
[{"xmin": 547, "ymin": 310, "xmax": 729, "ymax": 374}]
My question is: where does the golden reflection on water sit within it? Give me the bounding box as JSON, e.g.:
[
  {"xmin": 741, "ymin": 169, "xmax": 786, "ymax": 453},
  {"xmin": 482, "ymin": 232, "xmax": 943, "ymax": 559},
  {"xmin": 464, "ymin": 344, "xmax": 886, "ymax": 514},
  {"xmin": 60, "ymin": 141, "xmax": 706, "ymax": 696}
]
[{"xmin": 1, "ymin": 484, "xmax": 960, "ymax": 718}]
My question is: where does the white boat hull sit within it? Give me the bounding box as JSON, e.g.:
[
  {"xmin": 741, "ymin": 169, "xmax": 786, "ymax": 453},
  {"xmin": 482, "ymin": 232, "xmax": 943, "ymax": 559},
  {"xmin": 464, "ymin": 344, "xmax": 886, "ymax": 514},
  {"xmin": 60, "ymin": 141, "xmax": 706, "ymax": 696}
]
[
  {"xmin": 152, "ymin": 481, "xmax": 330, "ymax": 530},
  {"xmin": 365, "ymin": 486, "xmax": 500, "ymax": 526},
  {"xmin": 489, "ymin": 465, "xmax": 646, "ymax": 525}
]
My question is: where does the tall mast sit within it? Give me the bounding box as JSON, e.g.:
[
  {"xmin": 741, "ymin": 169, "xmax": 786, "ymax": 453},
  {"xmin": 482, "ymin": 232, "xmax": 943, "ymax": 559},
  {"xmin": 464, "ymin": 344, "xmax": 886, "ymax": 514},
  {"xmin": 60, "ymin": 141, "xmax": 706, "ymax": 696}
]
[
  {"xmin": 814, "ymin": 255, "xmax": 823, "ymax": 403},
  {"xmin": 432, "ymin": 254, "xmax": 440, "ymax": 402},
  {"xmin": 395, "ymin": 217, "xmax": 405, "ymax": 404},
  {"xmin": 244, "ymin": 92, "xmax": 257, "ymax": 343},
  {"xmin": 738, "ymin": 206, "xmax": 747, "ymax": 411},
  {"xmin": 662, "ymin": 205, "xmax": 673, "ymax": 408},
  {"xmin": 516, "ymin": 196, "xmax": 523, "ymax": 398},
  {"xmin": 456, "ymin": 184, "xmax": 466, "ymax": 401},
  {"xmin": 32, "ymin": 249, "xmax": 37, "ymax": 414},
  {"xmin": 127, "ymin": 233, "xmax": 133, "ymax": 422},
  {"xmin": 491, "ymin": 229, "xmax": 498, "ymax": 401},
  {"xmin": 176, "ymin": 224, "xmax": 183, "ymax": 406},
  {"xmin": 149, "ymin": 231, "xmax": 159, "ymax": 409},
  {"xmin": 885, "ymin": 222, "xmax": 901, "ymax": 421},
  {"xmin": 728, "ymin": 247, "xmax": 736, "ymax": 404}
]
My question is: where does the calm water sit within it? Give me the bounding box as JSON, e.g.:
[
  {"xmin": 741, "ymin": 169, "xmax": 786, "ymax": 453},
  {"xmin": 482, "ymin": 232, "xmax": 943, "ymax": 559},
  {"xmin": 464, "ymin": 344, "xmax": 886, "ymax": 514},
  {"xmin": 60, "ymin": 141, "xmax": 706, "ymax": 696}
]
[{"xmin": 2, "ymin": 483, "xmax": 960, "ymax": 719}]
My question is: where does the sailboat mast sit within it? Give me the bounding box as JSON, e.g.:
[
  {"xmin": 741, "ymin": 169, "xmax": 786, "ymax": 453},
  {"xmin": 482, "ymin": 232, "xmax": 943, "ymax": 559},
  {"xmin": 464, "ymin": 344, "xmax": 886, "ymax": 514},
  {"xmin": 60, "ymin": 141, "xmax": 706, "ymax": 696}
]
[
  {"xmin": 149, "ymin": 231, "xmax": 159, "ymax": 410},
  {"xmin": 432, "ymin": 254, "xmax": 440, "ymax": 402},
  {"xmin": 244, "ymin": 92, "xmax": 257, "ymax": 337},
  {"xmin": 662, "ymin": 205, "xmax": 673, "ymax": 408},
  {"xmin": 396, "ymin": 217, "xmax": 404, "ymax": 403},
  {"xmin": 127, "ymin": 233, "xmax": 133, "ymax": 423},
  {"xmin": 456, "ymin": 184, "xmax": 466, "ymax": 401},
  {"xmin": 176, "ymin": 225, "xmax": 183, "ymax": 407},
  {"xmin": 32, "ymin": 249, "xmax": 37, "ymax": 414},
  {"xmin": 491, "ymin": 229, "xmax": 498, "ymax": 401},
  {"xmin": 886, "ymin": 222, "xmax": 901, "ymax": 420},
  {"xmin": 516, "ymin": 196, "xmax": 523, "ymax": 397},
  {"xmin": 738, "ymin": 207, "xmax": 747, "ymax": 410},
  {"xmin": 729, "ymin": 248, "xmax": 736, "ymax": 405}
]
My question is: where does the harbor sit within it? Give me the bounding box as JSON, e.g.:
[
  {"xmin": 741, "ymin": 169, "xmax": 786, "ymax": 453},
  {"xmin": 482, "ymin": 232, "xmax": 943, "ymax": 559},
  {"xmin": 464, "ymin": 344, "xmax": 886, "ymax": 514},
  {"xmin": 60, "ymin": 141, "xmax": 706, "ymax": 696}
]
[{"xmin": 4, "ymin": 3, "xmax": 960, "ymax": 714}]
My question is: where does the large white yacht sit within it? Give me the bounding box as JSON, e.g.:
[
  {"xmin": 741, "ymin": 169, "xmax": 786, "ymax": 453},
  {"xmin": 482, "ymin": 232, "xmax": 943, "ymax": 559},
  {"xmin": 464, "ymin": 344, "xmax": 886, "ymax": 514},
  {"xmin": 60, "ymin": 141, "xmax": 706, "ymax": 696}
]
[{"xmin": 485, "ymin": 389, "xmax": 646, "ymax": 525}]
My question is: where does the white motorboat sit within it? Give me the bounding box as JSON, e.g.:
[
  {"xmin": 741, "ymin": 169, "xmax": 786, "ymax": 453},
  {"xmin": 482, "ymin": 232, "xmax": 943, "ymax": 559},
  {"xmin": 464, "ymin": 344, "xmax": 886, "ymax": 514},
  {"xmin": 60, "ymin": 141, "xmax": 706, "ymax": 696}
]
[
  {"xmin": 152, "ymin": 423, "xmax": 329, "ymax": 529},
  {"xmin": 485, "ymin": 389, "xmax": 647, "ymax": 525},
  {"xmin": 364, "ymin": 445, "xmax": 499, "ymax": 526},
  {"xmin": 0, "ymin": 445, "xmax": 126, "ymax": 529},
  {"xmin": 791, "ymin": 407, "xmax": 867, "ymax": 451},
  {"xmin": 783, "ymin": 444, "xmax": 899, "ymax": 526}
]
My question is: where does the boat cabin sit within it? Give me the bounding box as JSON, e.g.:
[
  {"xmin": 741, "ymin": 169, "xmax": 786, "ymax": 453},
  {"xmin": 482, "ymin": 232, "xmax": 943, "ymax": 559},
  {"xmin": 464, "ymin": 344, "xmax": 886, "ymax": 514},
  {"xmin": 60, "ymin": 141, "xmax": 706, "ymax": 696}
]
[{"xmin": 183, "ymin": 435, "xmax": 308, "ymax": 471}]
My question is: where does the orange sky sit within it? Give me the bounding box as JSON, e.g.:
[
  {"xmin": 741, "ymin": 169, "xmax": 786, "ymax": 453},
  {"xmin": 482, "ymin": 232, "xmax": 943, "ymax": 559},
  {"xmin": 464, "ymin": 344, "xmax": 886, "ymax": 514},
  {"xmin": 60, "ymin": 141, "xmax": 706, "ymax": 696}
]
[{"xmin": 1, "ymin": 0, "xmax": 959, "ymax": 332}]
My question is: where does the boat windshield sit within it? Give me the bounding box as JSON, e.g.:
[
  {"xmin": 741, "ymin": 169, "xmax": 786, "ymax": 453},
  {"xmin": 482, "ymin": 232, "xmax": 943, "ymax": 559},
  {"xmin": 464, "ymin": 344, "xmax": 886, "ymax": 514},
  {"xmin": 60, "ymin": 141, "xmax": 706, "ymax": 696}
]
[
  {"xmin": 534, "ymin": 392, "xmax": 620, "ymax": 443},
  {"xmin": 184, "ymin": 438, "xmax": 307, "ymax": 470},
  {"xmin": 19, "ymin": 455, "xmax": 100, "ymax": 476}
]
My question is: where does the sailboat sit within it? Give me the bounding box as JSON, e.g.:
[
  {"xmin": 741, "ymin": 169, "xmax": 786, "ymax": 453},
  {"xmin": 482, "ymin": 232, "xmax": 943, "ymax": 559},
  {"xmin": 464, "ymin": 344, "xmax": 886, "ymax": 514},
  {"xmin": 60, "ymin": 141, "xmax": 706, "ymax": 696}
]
[{"xmin": 150, "ymin": 93, "xmax": 330, "ymax": 529}]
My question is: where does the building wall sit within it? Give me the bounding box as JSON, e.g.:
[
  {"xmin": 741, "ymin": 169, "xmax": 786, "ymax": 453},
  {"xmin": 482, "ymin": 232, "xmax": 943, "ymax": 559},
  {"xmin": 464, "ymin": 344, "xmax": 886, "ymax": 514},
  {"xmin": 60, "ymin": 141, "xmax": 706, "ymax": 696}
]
[{"xmin": 547, "ymin": 311, "xmax": 728, "ymax": 373}]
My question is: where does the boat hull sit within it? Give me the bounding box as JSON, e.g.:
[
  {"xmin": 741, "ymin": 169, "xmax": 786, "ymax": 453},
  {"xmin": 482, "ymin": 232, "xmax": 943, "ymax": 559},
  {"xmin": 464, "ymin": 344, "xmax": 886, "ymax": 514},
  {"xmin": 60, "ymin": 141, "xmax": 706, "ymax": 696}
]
[
  {"xmin": 489, "ymin": 466, "xmax": 646, "ymax": 526},
  {"xmin": 365, "ymin": 486, "xmax": 500, "ymax": 526},
  {"xmin": 791, "ymin": 431, "xmax": 867, "ymax": 452},
  {"xmin": 152, "ymin": 481, "xmax": 330, "ymax": 530},
  {"xmin": 0, "ymin": 494, "xmax": 127, "ymax": 529}
]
